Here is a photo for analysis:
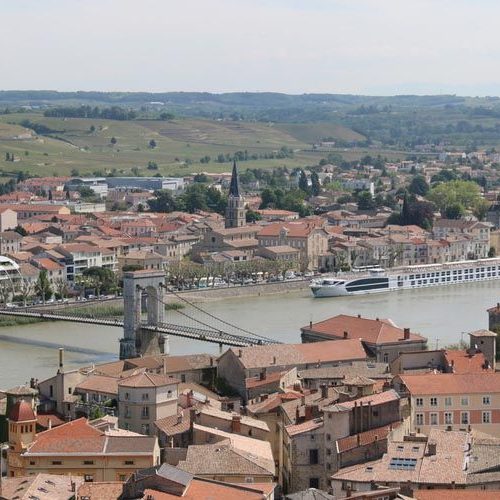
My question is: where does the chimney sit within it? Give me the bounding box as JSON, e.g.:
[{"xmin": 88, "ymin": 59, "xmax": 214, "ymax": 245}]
[
  {"xmin": 189, "ymin": 408, "xmax": 196, "ymax": 431},
  {"xmin": 404, "ymin": 328, "xmax": 410, "ymax": 340},
  {"xmin": 427, "ymin": 440, "xmax": 437, "ymax": 456},
  {"xmin": 260, "ymin": 394, "xmax": 268, "ymax": 401},
  {"xmin": 295, "ymin": 406, "xmax": 300, "ymax": 422},
  {"xmin": 209, "ymin": 357, "xmax": 213, "ymax": 367},
  {"xmin": 48, "ymin": 418, "xmax": 52, "ymax": 430},
  {"xmin": 320, "ymin": 384, "xmax": 328, "ymax": 399},
  {"xmin": 58, "ymin": 348, "xmax": 64, "ymax": 370},
  {"xmin": 309, "ymin": 320, "xmax": 313, "ymax": 328},
  {"xmin": 305, "ymin": 405, "xmax": 313, "ymax": 421},
  {"xmin": 343, "ymin": 331, "xmax": 349, "ymax": 339},
  {"xmin": 357, "ymin": 434, "xmax": 360, "ymax": 445},
  {"xmin": 163, "ymin": 356, "xmax": 167, "ymax": 374},
  {"xmin": 70, "ymin": 480, "xmax": 76, "ymax": 493},
  {"xmin": 259, "ymin": 369, "xmax": 266, "ymax": 381},
  {"xmin": 357, "ymin": 314, "xmax": 361, "ymax": 318},
  {"xmin": 301, "ymin": 395, "xmax": 305, "ymax": 405},
  {"xmin": 238, "ymin": 349, "xmax": 242, "ymax": 358},
  {"xmin": 272, "ymin": 356, "xmax": 276, "ymax": 365},
  {"xmin": 231, "ymin": 414, "xmax": 241, "ymax": 433},
  {"xmin": 376, "ymin": 317, "xmax": 379, "ymax": 321},
  {"xmin": 177, "ymin": 412, "xmax": 183, "ymax": 424}
]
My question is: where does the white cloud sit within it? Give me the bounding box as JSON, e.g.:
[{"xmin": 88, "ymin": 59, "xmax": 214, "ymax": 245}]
[{"xmin": 1, "ymin": 0, "xmax": 500, "ymax": 95}]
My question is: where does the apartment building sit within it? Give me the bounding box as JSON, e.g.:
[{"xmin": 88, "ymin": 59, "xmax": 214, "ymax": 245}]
[
  {"xmin": 395, "ymin": 372, "xmax": 500, "ymax": 436},
  {"xmin": 118, "ymin": 372, "xmax": 179, "ymax": 436}
]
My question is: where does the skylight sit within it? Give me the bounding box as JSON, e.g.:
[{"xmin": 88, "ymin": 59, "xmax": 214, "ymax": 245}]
[{"xmin": 389, "ymin": 457, "xmax": 417, "ymax": 470}]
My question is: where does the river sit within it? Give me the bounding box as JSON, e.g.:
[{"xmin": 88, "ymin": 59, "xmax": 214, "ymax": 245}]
[{"xmin": 0, "ymin": 280, "xmax": 498, "ymax": 389}]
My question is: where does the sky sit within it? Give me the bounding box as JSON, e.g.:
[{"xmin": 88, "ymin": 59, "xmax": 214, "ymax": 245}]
[{"xmin": 1, "ymin": 0, "xmax": 500, "ymax": 96}]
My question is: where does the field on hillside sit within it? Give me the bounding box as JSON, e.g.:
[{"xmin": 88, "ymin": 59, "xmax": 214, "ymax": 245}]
[{"xmin": 0, "ymin": 114, "xmax": 372, "ymax": 177}]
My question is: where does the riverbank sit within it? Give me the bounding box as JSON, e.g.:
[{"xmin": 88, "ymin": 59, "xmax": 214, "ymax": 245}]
[{"xmin": 166, "ymin": 279, "xmax": 311, "ymax": 303}]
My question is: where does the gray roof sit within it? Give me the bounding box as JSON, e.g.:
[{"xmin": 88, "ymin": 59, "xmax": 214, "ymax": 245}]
[{"xmin": 157, "ymin": 463, "xmax": 193, "ymax": 486}]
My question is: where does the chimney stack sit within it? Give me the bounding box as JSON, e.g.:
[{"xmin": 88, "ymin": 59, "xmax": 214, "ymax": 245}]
[
  {"xmin": 238, "ymin": 349, "xmax": 242, "ymax": 358},
  {"xmin": 427, "ymin": 440, "xmax": 437, "ymax": 456},
  {"xmin": 231, "ymin": 414, "xmax": 241, "ymax": 433},
  {"xmin": 304, "ymin": 405, "xmax": 313, "ymax": 421},
  {"xmin": 48, "ymin": 418, "xmax": 52, "ymax": 430},
  {"xmin": 404, "ymin": 328, "xmax": 410, "ymax": 340},
  {"xmin": 357, "ymin": 314, "xmax": 361, "ymax": 318},
  {"xmin": 295, "ymin": 406, "xmax": 300, "ymax": 422},
  {"xmin": 310, "ymin": 320, "xmax": 313, "ymax": 328},
  {"xmin": 58, "ymin": 348, "xmax": 64, "ymax": 370},
  {"xmin": 320, "ymin": 384, "xmax": 328, "ymax": 399}
]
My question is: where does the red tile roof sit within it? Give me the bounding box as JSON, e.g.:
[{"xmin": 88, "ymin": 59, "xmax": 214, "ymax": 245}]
[
  {"xmin": 285, "ymin": 418, "xmax": 323, "ymax": 436},
  {"xmin": 118, "ymin": 372, "xmax": 179, "ymax": 388},
  {"xmin": 336, "ymin": 424, "xmax": 396, "ymax": 453},
  {"xmin": 302, "ymin": 314, "xmax": 426, "ymax": 345},
  {"xmin": 444, "ymin": 350, "xmax": 491, "ymax": 373},
  {"xmin": 9, "ymin": 400, "xmax": 36, "ymax": 422},
  {"xmin": 400, "ymin": 372, "xmax": 500, "ymax": 395},
  {"xmin": 258, "ymin": 221, "xmax": 324, "ymax": 238}
]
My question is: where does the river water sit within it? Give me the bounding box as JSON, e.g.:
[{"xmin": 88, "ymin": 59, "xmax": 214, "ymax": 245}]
[{"xmin": 0, "ymin": 280, "xmax": 498, "ymax": 389}]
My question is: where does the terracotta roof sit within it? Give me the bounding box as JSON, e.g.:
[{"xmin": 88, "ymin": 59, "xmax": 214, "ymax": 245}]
[
  {"xmin": 399, "ymin": 372, "xmax": 500, "ymax": 395},
  {"xmin": 142, "ymin": 479, "xmax": 267, "ymax": 500},
  {"xmin": 444, "ymin": 350, "xmax": 491, "ymax": 373},
  {"xmin": 36, "ymin": 412, "xmax": 66, "ymax": 429},
  {"xmin": 199, "ymin": 406, "xmax": 270, "ymax": 432},
  {"xmin": 0, "ymin": 473, "xmax": 84, "ymax": 500},
  {"xmin": 225, "ymin": 338, "xmax": 367, "ymax": 370},
  {"xmin": 155, "ymin": 411, "xmax": 191, "ymax": 436},
  {"xmin": 258, "ymin": 221, "xmax": 325, "ymax": 238},
  {"xmin": 302, "ymin": 314, "xmax": 427, "ymax": 345},
  {"xmin": 326, "ymin": 389, "xmax": 399, "ymax": 410},
  {"xmin": 118, "ymin": 372, "xmax": 179, "ymax": 388},
  {"xmin": 336, "ymin": 424, "xmax": 395, "ymax": 453},
  {"xmin": 413, "ymin": 492, "xmax": 500, "ymax": 500},
  {"xmin": 76, "ymin": 375, "xmax": 119, "ymax": 395},
  {"xmin": 9, "ymin": 400, "xmax": 36, "ymax": 422},
  {"xmin": 77, "ymin": 481, "xmax": 124, "ymax": 500},
  {"xmin": 245, "ymin": 370, "xmax": 285, "ymax": 389},
  {"xmin": 33, "ymin": 257, "xmax": 64, "ymax": 271},
  {"xmin": 285, "ymin": 418, "xmax": 323, "ymax": 437}
]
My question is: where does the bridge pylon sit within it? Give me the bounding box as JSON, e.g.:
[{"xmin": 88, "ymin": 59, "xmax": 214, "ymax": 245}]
[{"xmin": 120, "ymin": 269, "xmax": 166, "ymax": 360}]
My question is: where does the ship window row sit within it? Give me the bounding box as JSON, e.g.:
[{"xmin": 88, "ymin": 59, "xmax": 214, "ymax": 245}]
[{"xmin": 409, "ymin": 268, "xmax": 499, "ymax": 281}]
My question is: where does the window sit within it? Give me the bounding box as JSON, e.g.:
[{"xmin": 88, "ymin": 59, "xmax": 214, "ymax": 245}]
[
  {"xmin": 124, "ymin": 460, "xmax": 135, "ymax": 465},
  {"xmin": 461, "ymin": 397, "xmax": 469, "ymax": 406},
  {"xmin": 84, "ymin": 475, "xmax": 93, "ymax": 482},
  {"xmin": 445, "ymin": 397, "xmax": 452, "ymax": 406},
  {"xmin": 309, "ymin": 478, "xmax": 320, "ymax": 489},
  {"xmin": 29, "ymin": 460, "xmax": 35, "ymax": 465},
  {"xmin": 124, "ymin": 392, "xmax": 130, "ymax": 400},
  {"xmin": 309, "ymin": 449, "xmax": 319, "ymax": 465},
  {"xmin": 49, "ymin": 385, "xmax": 53, "ymax": 397},
  {"xmin": 416, "ymin": 398, "xmax": 423, "ymax": 407},
  {"xmin": 142, "ymin": 393, "xmax": 149, "ymax": 401},
  {"xmin": 83, "ymin": 460, "xmax": 94, "ymax": 465},
  {"xmin": 383, "ymin": 353, "xmax": 389, "ymax": 363},
  {"xmin": 461, "ymin": 412, "xmax": 469, "ymax": 425},
  {"xmin": 482, "ymin": 411, "xmax": 491, "ymax": 424},
  {"xmin": 389, "ymin": 458, "xmax": 417, "ymax": 470},
  {"xmin": 483, "ymin": 396, "xmax": 491, "ymax": 406},
  {"xmin": 430, "ymin": 397, "xmax": 438, "ymax": 407},
  {"xmin": 124, "ymin": 407, "xmax": 130, "ymax": 419},
  {"xmin": 430, "ymin": 413, "xmax": 438, "ymax": 425},
  {"xmin": 51, "ymin": 461, "xmax": 62, "ymax": 465},
  {"xmin": 141, "ymin": 424, "xmax": 150, "ymax": 434},
  {"xmin": 416, "ymin": 413, "xmax": 424, "ymax": 425},
  {"xmin": 445, "ymin": 412, "xmax": 453, "ymax": 425},
  {"xmin": 141, "ymin": 406, "xmax": 149, "ymax": 418},
  {"xmin": 326, "ymin": 433, "xmax": 331, "ymax": 441}
]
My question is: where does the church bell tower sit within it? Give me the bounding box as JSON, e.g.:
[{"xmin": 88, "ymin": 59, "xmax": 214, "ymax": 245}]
[{"xmin": 225, "ymin": 161, "xmax": 246, "ymax": 228}]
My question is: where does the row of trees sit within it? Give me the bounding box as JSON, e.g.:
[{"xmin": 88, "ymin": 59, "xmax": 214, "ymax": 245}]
[{"xmin": 44, "ymin": 105, "xmax": 137, "ymax": 120}]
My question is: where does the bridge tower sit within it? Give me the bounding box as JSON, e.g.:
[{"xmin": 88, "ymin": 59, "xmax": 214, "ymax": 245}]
[{"xmin": 120, "ymin": 270, "xmax": 166, "ymax": 360}]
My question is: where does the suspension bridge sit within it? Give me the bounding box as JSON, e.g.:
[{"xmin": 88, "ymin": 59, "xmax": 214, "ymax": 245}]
[{"xmin": 0, "ymin": 270, "xmax": 279, "ymax": 358}]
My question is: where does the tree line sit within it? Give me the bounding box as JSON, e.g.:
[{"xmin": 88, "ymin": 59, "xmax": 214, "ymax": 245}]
[{"xmin": 44, "ymin": 105, "xmax": 137, "ymax": 121}]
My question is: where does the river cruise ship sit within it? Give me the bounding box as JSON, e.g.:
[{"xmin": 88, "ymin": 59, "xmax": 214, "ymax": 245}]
[{"xmin": 310, "ymin": 257, "xmax": 500, "ymax": 297}]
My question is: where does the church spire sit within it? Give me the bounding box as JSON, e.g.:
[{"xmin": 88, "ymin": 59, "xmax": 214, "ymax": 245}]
[{"xmin": 229, "ymin": 160, "xmax": 241, "ymax": 198}]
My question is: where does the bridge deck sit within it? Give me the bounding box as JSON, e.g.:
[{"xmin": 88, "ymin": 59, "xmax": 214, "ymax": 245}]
[{"xmin": 0, "ymin": 309, "xmax": 277, "ymax": 347}]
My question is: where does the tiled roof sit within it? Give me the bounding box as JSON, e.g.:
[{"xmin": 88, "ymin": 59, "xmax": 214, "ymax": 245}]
[
  {"xmin": 298, "ymin": 362, "xmax": 390, "ymax": 381},
  {"xmin": 0, "ymin": 473, "xmax": 84, "ymax": 500},
  {"xmin": 155, "ymin": 411, "xmax": 191, "ymax": 436},
  {"xmin": 285, "ymin": 418, "xmax": 323, "ymax": 437},
  {"xmin": 443, "ymin": 350, "xmax": 491, "ymax": 373},
  {"xmin": 142, "ymin": 479, "xmax": 267, "ymax": 499},
  {"xmin": 36, "ymin": 412, "xmax": 66, "ymax": 429},
  {"xmin": 225, "ymin": 339, "xmax": 366, "ymax": 369},
  {"xmin": 258, "ymin": 221, "xmax": 325, "ymax": 238},
  {"xmin": 177, "ymin": 440, "xmax": 274, "ymax": 477},
  {"xmin": 301, "ymin": 314, "xmax": 426, "ymax": 345},
  {"xmin": 75, "ymin": 375, "xmax": 119, "ymax": 395},
  {"xmin": 325, "ymin": 389, "xmax": 399, "ymax": 411},
  {"xmin": 400, "ymin": 372, "xmax": 500, "ymax": 395},
  {"xmin": 413, "ymin": 491, "xmax": 500, "ymax": 500},
  {"xmin": 9, "ymin": 400, "xmax": 36, "ymax": 422},
  {"xmin": 199, "ymin": 406, "xmax": 270, "ymax": 432},
  {"xmin": 336, "ymin": 424, "xmax": 395, "ymax": 453},
  {"xmin": 246, "ymin": 370, "xmax": 285, "ymax": 389},
  {"xmin": 118, "ymin": 372, "xmax": 179, "ymax": 388},
  {"xmin": 76, "ymin": 481, "xmax": 124, "ymax": 500}
]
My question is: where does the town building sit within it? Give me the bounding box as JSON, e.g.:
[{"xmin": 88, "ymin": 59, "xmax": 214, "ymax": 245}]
[
  {"xmin": 301, "ymin": 314, "xmax": 427, "ymax": 364},
  {"xmin": 225, "ymin": 161, "xmax": 246, "ymax": 229}
]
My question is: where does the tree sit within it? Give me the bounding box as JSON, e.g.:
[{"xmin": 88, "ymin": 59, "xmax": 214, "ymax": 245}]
[
  {"xmin": 149, "ymin": 139, "xmax": 157, "ymax": 149},
  {"xmin": 390, "ymin": 198, "xmax": 434, "ymax": 229},
  {"xmin": 246, "ymin": 209, "xmax": 262, "ymax": 223},
  {"xmin": 445, "ymin": 203, "xmax": 465, "ymax": 220},
  {"xmin": 53, "ymin": 278, "xmax": 69, "ymax": 300},
  {"xmin": 147, "ymin": 190, "xmax": 177, "ymax": 213},
  {"xmin": 473, "ymin": 199, "xmax": 489, "ymax": 221},
  {"xmin": 110, "ymin": 136, "xmax": 117, "ymax": 145},
  {"xmin": 17, "ymin": 279, "xmax": 34, "ymax": 306},
  {"xmin": 35, "ymin": 270, "xmax": 52, "ymax": 304},
  {"xmin": 159, "ymin": 112, "xmax": 174, "ymax": 120},
  {"xmin": 298, "ymin": 170, "xmax": 309, "ymax": 194},
  {"xmin": 147, "ymin": 161, "xmax": 158, "ymax": 170},
  {"xmin": 310, "ymin": 171, "xmax": 321, "ymax": 197},
  {"xmin": 357, "ymin": 191, "xmax": 375, "ymax": 211},
  {"xmin": 427, "ymin": 180, "xmax": 481, "ymax": 215},
  {"xmin": 14, "ymin": 225, "xmax": 27, "ymax": 236},
  {"xmin": 408, "ymin": 175, "xmax": 429, "ymax": 196},
  {"xmin": 89, "ymin": 125, "xmax": 95, "ymax": 133}
]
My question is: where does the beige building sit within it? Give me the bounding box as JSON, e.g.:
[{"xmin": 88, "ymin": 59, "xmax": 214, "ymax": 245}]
[
  {"xmin": 118, "ymin": 372, "xmax": 179, "ymax": 436},
  {"xmin": 0, "ymin": 207, "xmax": 18, "ymax": 231},
  {"xmin": 7, "ymin": 402, "xmax": 159, "ymax": 481},
  {"xmin": 118, "ymin": 250, "xmax": 165, "ymax": 272}
]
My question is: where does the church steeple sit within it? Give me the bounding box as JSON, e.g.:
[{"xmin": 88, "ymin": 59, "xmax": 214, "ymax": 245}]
[
  {"xmin": 229, "ymin": 160, "xmax": 240, "ymax": 197},
  {"xmin": 225, "ymin": 161, "xmax": 246, "ymax": 229}
]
